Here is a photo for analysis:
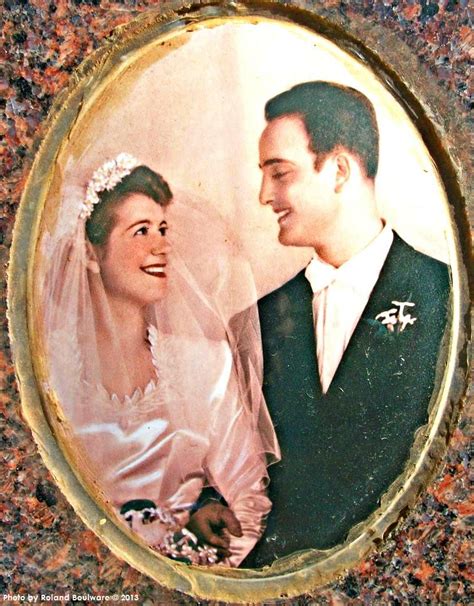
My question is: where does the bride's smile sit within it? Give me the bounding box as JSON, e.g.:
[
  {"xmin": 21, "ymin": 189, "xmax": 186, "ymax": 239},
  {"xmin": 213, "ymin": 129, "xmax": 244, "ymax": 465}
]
[{"xmin": 141, "ymin": 263, "xmax": 167, "ymax": 277}]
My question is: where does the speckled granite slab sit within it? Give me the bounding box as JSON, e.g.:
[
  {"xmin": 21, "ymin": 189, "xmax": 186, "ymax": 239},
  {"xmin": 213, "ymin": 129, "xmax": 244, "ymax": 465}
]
[{"xmin": 1, "ymin": 1, "xmax": 472, "ymax": 604}]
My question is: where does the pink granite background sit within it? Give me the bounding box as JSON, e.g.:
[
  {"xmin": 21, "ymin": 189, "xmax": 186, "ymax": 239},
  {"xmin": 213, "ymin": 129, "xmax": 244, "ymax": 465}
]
[{"xmin": 1, "ymin": 1, "xmax": 472, "ymax": 604}]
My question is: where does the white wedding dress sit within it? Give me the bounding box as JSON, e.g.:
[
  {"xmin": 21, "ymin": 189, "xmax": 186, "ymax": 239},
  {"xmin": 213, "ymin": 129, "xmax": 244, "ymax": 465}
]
[{"xmin": 53, "ymin": 325, "xmax": 271, "ymax": 567}]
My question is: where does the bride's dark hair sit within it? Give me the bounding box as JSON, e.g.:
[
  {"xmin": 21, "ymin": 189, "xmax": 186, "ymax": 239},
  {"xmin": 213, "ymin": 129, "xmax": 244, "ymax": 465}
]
[{"xmin": 86, "ymin": 165, "xmax": 173, "ymax": 245}]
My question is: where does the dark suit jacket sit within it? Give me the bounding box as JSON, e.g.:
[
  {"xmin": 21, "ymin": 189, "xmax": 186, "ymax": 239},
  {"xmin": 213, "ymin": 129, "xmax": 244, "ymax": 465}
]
[{"xmin": 242, "ymin": 233, "xmax": 450, "ymax": 567}]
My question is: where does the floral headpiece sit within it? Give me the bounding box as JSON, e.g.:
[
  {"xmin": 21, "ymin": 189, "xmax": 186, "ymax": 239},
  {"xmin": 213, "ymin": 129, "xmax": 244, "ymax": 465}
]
[{"xmin": 80, "ymin": 153, "xmax": 140, "ymax": 220}]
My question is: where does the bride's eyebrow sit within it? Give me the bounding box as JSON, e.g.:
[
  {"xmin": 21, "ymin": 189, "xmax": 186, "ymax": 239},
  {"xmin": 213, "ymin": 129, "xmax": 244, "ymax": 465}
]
[{"xmin": 126, "ymin": 219, "xmax": 151, "ymax": 231}]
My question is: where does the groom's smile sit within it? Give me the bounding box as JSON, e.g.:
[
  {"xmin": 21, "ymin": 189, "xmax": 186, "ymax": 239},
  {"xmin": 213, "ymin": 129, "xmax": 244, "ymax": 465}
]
[{"xmin": 276, "ymin": 209, "xmax": 292, "ymax": 224}]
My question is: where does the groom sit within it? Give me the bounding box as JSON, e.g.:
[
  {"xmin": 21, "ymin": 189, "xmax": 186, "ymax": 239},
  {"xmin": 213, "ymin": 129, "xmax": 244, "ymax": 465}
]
[
  {"xmin": 190, "ymin": 81, "xmax": 450, "ymax": 567},
  {"xmin": 239, "ymin": 81, "xmax": 450, "ymax": 567}
]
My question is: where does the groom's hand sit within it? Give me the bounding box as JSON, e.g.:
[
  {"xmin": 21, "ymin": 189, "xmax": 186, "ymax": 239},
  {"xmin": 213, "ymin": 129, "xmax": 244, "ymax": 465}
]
[{"xmin": 187, "ymin": 502, "xmax": 243, "ymax": 557}]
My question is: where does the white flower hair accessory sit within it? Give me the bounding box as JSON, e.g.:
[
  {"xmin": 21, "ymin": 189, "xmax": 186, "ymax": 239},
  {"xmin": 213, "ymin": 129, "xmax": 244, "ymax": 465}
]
[{"xmin": 80, "ymin": 153, "xmax": 140, "ymax": 220}]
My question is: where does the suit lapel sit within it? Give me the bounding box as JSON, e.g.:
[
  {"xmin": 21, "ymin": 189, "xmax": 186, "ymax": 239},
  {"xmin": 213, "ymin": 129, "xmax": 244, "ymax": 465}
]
[{"xmin": 326, "ymin": 234, "xmax": 409, "ymax": 394}]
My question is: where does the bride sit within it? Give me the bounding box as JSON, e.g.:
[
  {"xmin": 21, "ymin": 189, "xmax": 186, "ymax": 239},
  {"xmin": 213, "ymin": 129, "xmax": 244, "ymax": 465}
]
[{"xmin": 42, "ymin": 153, "xmax": 279, "ymax": 567}]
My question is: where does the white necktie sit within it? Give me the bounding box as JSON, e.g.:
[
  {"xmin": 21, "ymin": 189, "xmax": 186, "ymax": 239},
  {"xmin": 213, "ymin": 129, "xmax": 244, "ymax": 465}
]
[{"xmin": 305, "ymin": 258, "xmax": 353, "ymax": 394}]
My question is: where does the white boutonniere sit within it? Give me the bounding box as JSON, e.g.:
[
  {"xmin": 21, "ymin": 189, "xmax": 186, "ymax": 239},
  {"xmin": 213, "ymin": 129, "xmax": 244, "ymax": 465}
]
[{"xmin": 375, "ymin": 301, "xmax": 417, "ymax": 333}]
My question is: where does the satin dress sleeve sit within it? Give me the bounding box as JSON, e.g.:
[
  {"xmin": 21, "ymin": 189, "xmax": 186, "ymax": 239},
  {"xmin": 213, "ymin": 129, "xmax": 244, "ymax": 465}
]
[{"xmin": 202, "ymin": 341, "xmax": 272, "ymax": 567}]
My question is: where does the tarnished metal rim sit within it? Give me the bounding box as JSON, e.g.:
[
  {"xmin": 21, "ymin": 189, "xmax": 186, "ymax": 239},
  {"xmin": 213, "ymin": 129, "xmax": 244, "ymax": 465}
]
[{"xmin": 7, "ymin": 1, "xmax": 471, "ymax": 602}]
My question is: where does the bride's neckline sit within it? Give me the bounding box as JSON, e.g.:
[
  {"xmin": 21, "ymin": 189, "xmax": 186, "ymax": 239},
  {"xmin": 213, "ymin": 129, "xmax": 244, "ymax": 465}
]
[{"xmin": 94, "ymin": 324, "xmax": 162, "ymax": 405}]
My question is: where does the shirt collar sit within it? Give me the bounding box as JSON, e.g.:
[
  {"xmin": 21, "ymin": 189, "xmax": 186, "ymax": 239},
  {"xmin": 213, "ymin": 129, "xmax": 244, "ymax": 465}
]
[{"xmin": 305, "ymin": 224, "xmax": 394, "ymax": 295}]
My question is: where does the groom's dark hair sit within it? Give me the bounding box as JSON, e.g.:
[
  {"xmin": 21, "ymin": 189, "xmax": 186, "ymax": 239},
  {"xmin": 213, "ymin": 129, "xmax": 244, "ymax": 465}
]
[{"xmin": 265, "ymin": 81, "xmax": 379, "ymax": 179}]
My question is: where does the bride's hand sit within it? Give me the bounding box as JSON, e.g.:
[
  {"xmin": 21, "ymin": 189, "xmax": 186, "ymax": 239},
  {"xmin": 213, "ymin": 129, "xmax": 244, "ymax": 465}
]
[{"xmin": 187, "ymin": 502, "xmax": 243, "ymax": 557}]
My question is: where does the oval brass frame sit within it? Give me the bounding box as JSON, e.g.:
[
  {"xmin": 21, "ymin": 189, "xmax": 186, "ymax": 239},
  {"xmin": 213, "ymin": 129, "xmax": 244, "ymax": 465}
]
[{"xmin": 7, "ymin": 1, "xmax": 470, "ymax": 602}]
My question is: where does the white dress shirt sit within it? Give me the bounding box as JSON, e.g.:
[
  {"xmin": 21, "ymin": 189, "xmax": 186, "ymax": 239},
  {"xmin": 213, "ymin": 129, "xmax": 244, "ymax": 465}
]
[{"xmin": 304, "ymin": 225, "xmax": 394, "ymax": 394}]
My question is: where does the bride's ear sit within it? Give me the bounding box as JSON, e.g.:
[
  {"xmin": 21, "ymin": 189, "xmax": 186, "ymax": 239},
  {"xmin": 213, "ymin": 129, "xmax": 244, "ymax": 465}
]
[{"xmin": 85, "ymin": 240, "xmax": 101, "ymax": 274}]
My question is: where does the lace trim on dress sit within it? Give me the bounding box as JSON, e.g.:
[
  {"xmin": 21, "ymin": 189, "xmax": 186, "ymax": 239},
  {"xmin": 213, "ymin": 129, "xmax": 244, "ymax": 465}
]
[{"xmin": 89, "ymin": 379, "xmax": 160, "ymax": 412}]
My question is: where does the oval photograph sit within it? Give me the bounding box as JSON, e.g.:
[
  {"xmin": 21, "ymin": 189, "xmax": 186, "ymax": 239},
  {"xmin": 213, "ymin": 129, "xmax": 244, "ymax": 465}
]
[{"xmin": 9, "ymin": 6, "xmax": 464, "ymax": 602}]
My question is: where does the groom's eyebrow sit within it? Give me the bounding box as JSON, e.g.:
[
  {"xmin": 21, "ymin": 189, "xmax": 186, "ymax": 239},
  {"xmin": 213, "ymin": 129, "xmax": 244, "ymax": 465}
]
[{"xmin": 259, "ymin": 158, "xmax": 288, "ymax": 169}]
